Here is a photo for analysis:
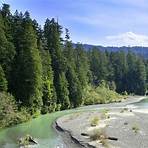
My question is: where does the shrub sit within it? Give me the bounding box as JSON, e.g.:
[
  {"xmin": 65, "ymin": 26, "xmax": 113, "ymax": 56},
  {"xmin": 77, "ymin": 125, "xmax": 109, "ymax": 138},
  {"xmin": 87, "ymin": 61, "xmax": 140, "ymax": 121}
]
[
  {"xmin": 56, "ymin": 104, "xmax": 61, "ymax": 111},
  {"xmin": 90, "ymin": 128, "xmax": 107, "ymax": 145},
  {"xmin": 90, "ymin": 116, "xmax": 99, "ymax": 126},
  {"xmin": 32, "ymin": 110, "xmax": 41, "ymax": 118},
  {"xmin": 0, "ymin": 92, "xmax": 30, "ymax": 128},
  {"xmin": 132, "ymin": 125, "xmax": 139, "ymax": 133},
  {"xmin": 120, "ymin": 108, "xmax": 128, "ymax": 113},
  {"xmin": 83, "ymin": 85, "xmax": 123, "ymax": 105},
  {"xmin": 100, "ymin": 112, "xmax": 110, "ymax": 120}
]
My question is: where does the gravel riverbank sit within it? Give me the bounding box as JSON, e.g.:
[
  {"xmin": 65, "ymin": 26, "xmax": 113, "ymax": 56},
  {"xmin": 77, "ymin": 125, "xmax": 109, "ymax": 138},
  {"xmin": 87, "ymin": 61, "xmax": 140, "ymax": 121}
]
[{"xmin": 55, "ymin": 96, "xmax": 148, "ymax": 148}]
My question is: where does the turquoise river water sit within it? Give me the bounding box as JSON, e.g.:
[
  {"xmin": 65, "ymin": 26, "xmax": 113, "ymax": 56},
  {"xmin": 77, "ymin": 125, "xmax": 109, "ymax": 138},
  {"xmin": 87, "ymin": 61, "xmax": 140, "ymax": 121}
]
[{"xmin": 0, "ymin": 97, "xmax": 147, "ymax": 148}]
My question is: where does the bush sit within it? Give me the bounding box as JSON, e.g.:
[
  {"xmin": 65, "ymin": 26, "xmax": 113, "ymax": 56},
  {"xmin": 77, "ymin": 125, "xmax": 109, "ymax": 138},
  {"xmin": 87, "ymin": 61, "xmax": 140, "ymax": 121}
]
[
  {"xmin": 83, "ymin": 85, "xmax": 123, "ymax": 105},
  {"xmin": 32, "ymin": 110, "xmax": 41, "ymax": 118},
  {"xmin": 0, "ymin": 92, "xmax": 30, "ymax": 128},
  {"xmin": 132, "ymin": 124, "xmax": 139, "ymax": 133},
  {"xmin": 100, "ymin": 109, "xmax": 110, "ymax": 119},
  {"xmin": 90, "ymin": 116, "xmax": 99, "ymax": 126},
  {"xmin": 56, "ymin": 104, "xmax": 61, "ymax": 111},
  {"xmin": 90, "ymin": 128, "xmax": 107, "ymax": 141}
]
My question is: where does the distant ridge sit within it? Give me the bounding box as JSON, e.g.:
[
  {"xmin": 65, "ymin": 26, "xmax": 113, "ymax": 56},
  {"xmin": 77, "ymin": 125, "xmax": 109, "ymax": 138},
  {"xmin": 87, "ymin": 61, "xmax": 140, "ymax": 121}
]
[{"xmin": 74, "ymin": 43, "xmax": 148, "ymax": 58}]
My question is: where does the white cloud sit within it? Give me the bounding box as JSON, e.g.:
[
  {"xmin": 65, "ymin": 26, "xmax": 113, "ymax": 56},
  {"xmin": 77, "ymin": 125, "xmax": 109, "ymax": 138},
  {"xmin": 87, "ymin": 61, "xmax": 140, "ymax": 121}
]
[{"xmin": 102, "ymin": 32, "xmax": 148, "ymax": 47}]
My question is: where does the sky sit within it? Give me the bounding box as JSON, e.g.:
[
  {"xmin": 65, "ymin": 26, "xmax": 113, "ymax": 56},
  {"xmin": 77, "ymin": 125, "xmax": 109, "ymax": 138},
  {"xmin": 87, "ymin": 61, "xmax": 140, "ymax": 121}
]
[{"xmin": 1, "ymin": 0, "xmax": 148, "ymax": 46}]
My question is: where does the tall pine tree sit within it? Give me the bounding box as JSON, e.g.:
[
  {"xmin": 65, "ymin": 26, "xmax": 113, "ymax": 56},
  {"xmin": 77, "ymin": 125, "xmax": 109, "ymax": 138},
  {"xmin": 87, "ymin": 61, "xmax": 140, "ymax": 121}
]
[
  {"xmin": 11, "ymin": 13, "xmax": 43, "ymax": 113},
  {"xmin": 44, "ymin": 18, "xmax": 70, "ymax": 109}
]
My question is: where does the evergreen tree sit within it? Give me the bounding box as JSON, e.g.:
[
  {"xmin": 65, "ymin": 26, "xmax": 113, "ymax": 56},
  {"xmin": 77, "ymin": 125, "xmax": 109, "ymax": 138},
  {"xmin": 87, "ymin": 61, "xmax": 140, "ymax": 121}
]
[
  {"xmin": 89, "ymin": 48, "xmax": 108, "ymax": 85},
  {"xmin": 41, "ymin": 49, "xmax": 56, "ymax": 113},
  {"xmin": 110, "ymin": 51, "xmax": 127, "ymax": 92},
  {"xmin": 58, "ymin": 72, "xmax": 70, "ymax": 109},
  {"xmin": 1, "ymin": 4, "xmax": 13, "ymax": 41},
  {"xmin": 1, "ymin": 3, "xmax": 148, "ymax": 119},
  {"xmin": 64, "ymin": 30, "xmax": 83, "ymax": 107},
  {"xmin": 126, "ymin": 51, "xmax": 137, "ymax": 93},
  {"xmin": 11, "ymin": 14, "xmax": 43, "ymax": 113},
  {"xmin": 135, "ymin": 58, "xmax": 146, "ymax": 95},
  {"xmin": 0, "ymin": 11, "xmax": 15, "ymax": 80},
  {"xmin": 74, "ymin": 44, "xmax": 89, "ymax": 87},
  {"xmin": 0, "ymin": 65, "xmax": 7, "ymax": 92},
  {"xmin": 108, "ymin": 81, "xmax": 116, "ymax": 91},
  {"xmin": 66, "ymin": 66, "xmax": 83, "ymax": 107},
  {"xmin": 44, "ymin": 18, "xmax": 69, "ymax": 109}
]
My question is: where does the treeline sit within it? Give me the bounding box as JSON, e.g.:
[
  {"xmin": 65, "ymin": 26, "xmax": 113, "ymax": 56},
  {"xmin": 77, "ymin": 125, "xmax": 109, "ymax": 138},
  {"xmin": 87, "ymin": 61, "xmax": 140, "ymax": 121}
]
[
  {"xmin": 0, "ymin": 4, "xmax": 147, "ymax": 127},
  {"xmin": 89, "ymin": 49, "xmax": 147, "ymax": 95}
]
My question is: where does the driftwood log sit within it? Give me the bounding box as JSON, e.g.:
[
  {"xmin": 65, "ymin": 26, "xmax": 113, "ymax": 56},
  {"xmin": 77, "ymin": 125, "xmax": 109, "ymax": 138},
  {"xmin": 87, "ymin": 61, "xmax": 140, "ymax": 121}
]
[{"xmin": 107, "ymin": 136, "xmax": 118, "ymax": 141}]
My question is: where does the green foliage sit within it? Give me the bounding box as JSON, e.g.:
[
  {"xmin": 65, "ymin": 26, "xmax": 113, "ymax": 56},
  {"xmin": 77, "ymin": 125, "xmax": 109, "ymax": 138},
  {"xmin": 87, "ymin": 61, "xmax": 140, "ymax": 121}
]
[
  {"xmin": 120, "ymin": 108, "xmax": 128, "ymax": 113},
  {"xmin": 44, "ymin": 18, "xmax": 68, "ymax": 110},
  {"xmin": 64, "ymin": 38, "xmax": 84, "ymax": 108},
  {"xmin": 0, "ymin": 65, "xmax": 7, "ymax": 91},
  {"xmin": 90, "ymin": 116, "xmax": 100, "ymax": 126},
  {"xmin": 89, "ymin": 48, "xmax": 109, "ymax": 85},
  {"xmin": 0, "ymin": 92, "xmax": 30, "ymax": 128},
  {"xmin": 0, "ymin": 12, "xmax": 15, "ymax": 78},
  {"xmin": 18, "ymin": 135, "xmax": 36, "ymax": 146},
  {"xmin": 32, "ymin": 110, "xmax": 41, "ymax": 118},
  {"xmin": 90, "ymin": 128, "xmax": 107, "ymax": 142},
  {"xmin": 66, "ymin": 66, "xmax": 83, "ymax": 107},
  {"xmin": 55, "ymin": 104, "xmax": 62, "ymax": 111},
  {"xmin": 75, "ymin": 44, "xmax": 90, "ymax": 88},
  {"xmin": 18, "ymin": 135, "xmax": 31, "ymax": 146},
  {"xmin": 11, "ymin": 18, "xmax": 43, "ymax": 112},
  {"xmin": 126, "ymin": 52, "xmax": 146, "ymax": 95},
  {"xmin": 83, "ymin": 84, "xmax": 123, "ymax": 105},
  {"xmin": 110, "ymin": 51, "xmax": 128, "ymax": 92},
  {"xmin": 132, "ymin": 124, "xmax": 140, "ymax": 133},
  {"xmin": 40, "ymin": 49, "xmax": 56, "ymax": 113},
  {"xmin": 134, "ymin": 58, "xmax": 146, "ymax": 95},
  {"xmin": 0, "ymin": 3, "xmax": 148, "ymax": 129},
  {"xmin": 58, "ymin": 72, "xmax": 70, "ymax": 110},
  {"xmin": 89, "ymin": 50, "xmax": 147, "ymax": 95},
  {"xmin": 108, "ymin": 81, "xmax": 116, "ymax": 91},
  {"xmin": 100, "ymin": 109, "xmax": 110, "ymax": 119}
]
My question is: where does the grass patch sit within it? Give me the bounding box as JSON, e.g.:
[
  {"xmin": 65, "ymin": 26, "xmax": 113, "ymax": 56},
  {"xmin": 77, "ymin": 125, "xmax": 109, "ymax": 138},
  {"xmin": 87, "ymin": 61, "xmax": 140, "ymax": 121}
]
[
  {"xmin": 90, "ymin": 116, "xmax": 99, "ymax": 126},
  {"xmin": 100, "ymin": 138, "xmax": 109, "ymax": 147},
  {"xmin": 90, "ymin": 128, "xmax": 108, "ymax": 147},
  {"xmin": 100, "ymin": 109, "xmax": 110, "ymax": 120},
  {"xmin": 101, "ymin": 109, "xmax": 109, "ymax": 114},
  {"xmin": 132, "ymin": 124, "xmax": 139, "ymax": 133},
  {"xmin": 90, "ymin": 128, "xmax": 107, "ymax": 140},
  {"xmin": 120, "ymin": 108, "xmax": 128, "ymax": 113}
]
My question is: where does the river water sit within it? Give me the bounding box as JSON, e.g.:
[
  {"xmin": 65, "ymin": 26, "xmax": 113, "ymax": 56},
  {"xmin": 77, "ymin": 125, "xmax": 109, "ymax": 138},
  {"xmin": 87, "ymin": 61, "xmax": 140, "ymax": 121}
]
[
  {"xmin": 0, "ymin": 97, "xmax": 147, "ymax": 148},
  {"xmin": 133, "ymin": 97, "xmax": 148, "ymax": 108}
]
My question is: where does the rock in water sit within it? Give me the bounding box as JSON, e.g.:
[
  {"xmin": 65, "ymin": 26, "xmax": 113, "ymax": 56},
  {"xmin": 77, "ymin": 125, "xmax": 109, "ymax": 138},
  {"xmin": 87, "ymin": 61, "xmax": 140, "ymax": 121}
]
[{"xmin": 18, "ymin": 135, "xmax": 38, "ymax": 147}]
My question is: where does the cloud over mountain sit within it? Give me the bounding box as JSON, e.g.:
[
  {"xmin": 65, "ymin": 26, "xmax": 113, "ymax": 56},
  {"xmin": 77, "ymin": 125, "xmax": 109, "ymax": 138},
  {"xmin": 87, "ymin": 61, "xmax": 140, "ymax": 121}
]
[{"xmin": 104, "ymin": 32, "xmax": 148, "ymax": 47}]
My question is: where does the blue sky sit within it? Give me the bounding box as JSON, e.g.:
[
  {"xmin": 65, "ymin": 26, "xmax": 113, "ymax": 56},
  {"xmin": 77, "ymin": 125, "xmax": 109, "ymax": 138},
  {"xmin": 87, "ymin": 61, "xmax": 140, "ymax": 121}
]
[{"xmin": 2, "ymin": 0, "xmax": 148, "ymax": 46}]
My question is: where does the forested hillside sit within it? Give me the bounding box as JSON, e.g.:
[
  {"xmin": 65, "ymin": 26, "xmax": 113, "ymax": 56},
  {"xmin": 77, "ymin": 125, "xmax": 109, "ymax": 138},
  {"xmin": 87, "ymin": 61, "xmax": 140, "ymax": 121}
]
[
  {"xmin": 0, "ymin": 4, "xmax": 148, "ymax": 128},
  {"xmin": 79, "ymin": 44, "xmax": 148, "ymax": 58}
]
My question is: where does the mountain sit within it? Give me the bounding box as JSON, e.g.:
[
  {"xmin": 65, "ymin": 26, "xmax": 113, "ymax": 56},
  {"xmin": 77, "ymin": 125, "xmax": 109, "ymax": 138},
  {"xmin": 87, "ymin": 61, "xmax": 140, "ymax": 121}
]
[{"xmin": 74, "ymin": 44, "xmax": 148, "ymax": 58}]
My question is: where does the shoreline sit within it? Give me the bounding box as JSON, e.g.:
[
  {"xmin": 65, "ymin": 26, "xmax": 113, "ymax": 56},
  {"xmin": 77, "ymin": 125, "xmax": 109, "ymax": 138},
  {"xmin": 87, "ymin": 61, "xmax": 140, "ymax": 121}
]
[
  {"xmin": 54, "ymin": 122, "xmax": 84, "ymax": 148},
  {"xmin": 55, "ymin": 96, "xmax": 147, "ymax": 148}
]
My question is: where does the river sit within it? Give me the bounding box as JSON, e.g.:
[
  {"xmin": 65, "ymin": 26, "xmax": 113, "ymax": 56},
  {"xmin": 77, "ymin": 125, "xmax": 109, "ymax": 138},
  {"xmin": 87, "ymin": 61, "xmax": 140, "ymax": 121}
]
[{"xmin": 0, "ymin": 97, "xmax": 147, "ymax": 148}]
